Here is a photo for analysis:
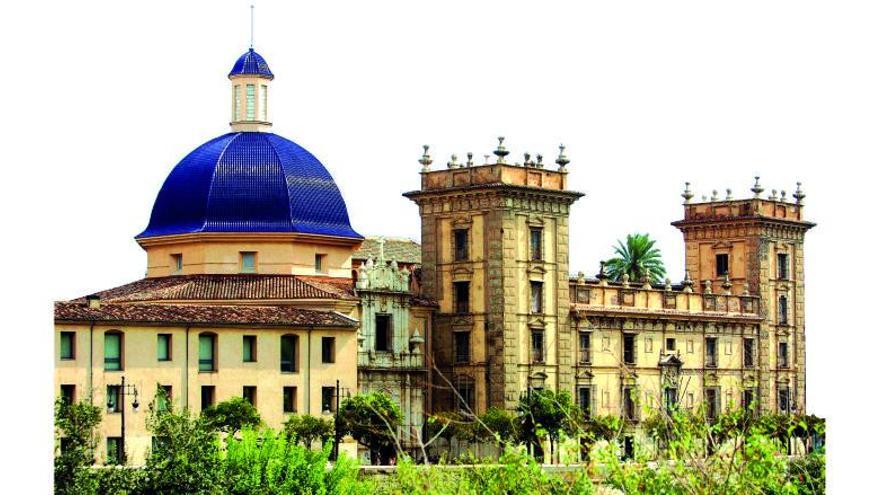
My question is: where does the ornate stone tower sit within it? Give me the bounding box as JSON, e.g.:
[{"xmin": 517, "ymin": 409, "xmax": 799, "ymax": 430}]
[
  {"xmin": 405, "ymin": 140, "xmax": 583, "ymax": 412},
  {"xmin": 672, "ymin": 180, "xmax": 814, "ymax": 413}
]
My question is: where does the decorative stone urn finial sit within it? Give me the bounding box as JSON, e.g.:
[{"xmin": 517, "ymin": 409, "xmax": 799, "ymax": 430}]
[
  {"xmin": 419, "ymin": 145, "xmax": 433, "ymax": 172},
  {"xmin": 770, "ymin": 189, "xmax": 779, "ymax": 201},
  {"xmin": 555, "ymin": 143, "xmax": 570, "ymax": 172},
  {"xmin": 577, "ymin": 271, "xmax": 585, "ymax": 284},
  {"xmin": 596, "ymin": 260, "xmax": 609, "ymax": 281},
  {"xmin": 494, "ymin": 136, "xmax": 509, "ymax": 164},
  {"xmin": 780, "ymin": 190, "xmax": 787, "ymax": 202},
  {"xmin": 523, "ymin": 152, "xmax": 532, "ymax": 167},
  {"xmin": 621, "ymin": 272, "xmax": 630, "ymax": 288},
  {"xmin": 725, "ymin": 188, "xmax": 733, "ymax": 201},
  {"xmin": 703, "ymin": 279, "xmax": 713, "ymax": 294},
  {"xmin": 682, "ymin": 271, "xmax": 694, "ymax": 293},
  {"xmin": 483, "ymin": 154, "xmax": 491, "ymax": 165},
  {"xmin": 447, "ymin": 154, "xmax": 459, "ymax": 169},
  {"xmin": 722, "ymin": 274, "xmax": 733, "ymax": 295},
  {"xmin": 664, "ymin": 278, "xmax": 672, "ymax": 291},
  {"xmin": 466, "ymin": 152, "xmax": 474, "ymax": 167},
  {"xmin": 641, "ymin": 268, "xmax": 652, "ymax": 289},
  {"xmin": 711, "ymin": 189, "xmax": 719, "ymax": 201},
  {"xmin": 793, "ymin": 182, "xmax": 805, "ymax": 204},
  {"xmin": 741, "ymin": 280, "xmax": 751, "ymax": 296},
  {"xmin": 682, "ymin": 182, "xmax": 694, "ymax": 203},
  {"xmin": 751, "ymin": 176, "xmax": 764, "ymax": 198},
  {"xmin": 536, "ymin": 154, "xmax": 544, "ymax": 168}
]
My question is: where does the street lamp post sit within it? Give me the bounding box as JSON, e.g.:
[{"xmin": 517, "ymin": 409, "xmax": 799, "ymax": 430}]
[{"xmin": 106, "ymin": 375, "xmax": 139, "ymax": 465}]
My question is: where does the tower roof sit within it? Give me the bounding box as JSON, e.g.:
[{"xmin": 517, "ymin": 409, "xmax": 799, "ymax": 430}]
[
  {"xmin": 229, "ymin": 48, "xmax": 274, "ymax": 79},
  {"xmin": 138, "ymin": 132, "xmax": 361, "ymax": 240}
]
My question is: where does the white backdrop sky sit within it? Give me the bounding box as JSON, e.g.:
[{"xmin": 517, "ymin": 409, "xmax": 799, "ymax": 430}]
[{"xmin": 1, "ymin": 1, "xmax": 878, "ymax": 489}]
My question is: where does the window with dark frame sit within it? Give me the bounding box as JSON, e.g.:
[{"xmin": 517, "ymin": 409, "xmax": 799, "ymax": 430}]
[
  {"xmin": 315, "ymin": 253, "xmax": 326, "ymax": 273},
  {"xmin": 171, "ymin": 253, "xmax": 183, "ymax": 274},
  {"xmin": 777, "ymin": 253, "xmax": 789, "ymax": 280},
  {"xmin": 104, "ymin": 332, "xmax": 122, "ymax": 371},
  {"xmin": 242, "ymin": 386, "xmax": 256, "ymax": 406},
  {"xmin": 322, "ymin": 337, "xmax": 335, "ymax": 363},
  {"xmin": 778, "ymin": 386, "xmax": 791, "ymax": 413},
  {"xmin": 664, "ymin": 387, "xmax": 678, "ymax": 412},
  {"xmin": 283, "ymin": 386, "xmax": 297, "ymax": 413},
  {"xmin": 623, "ymin": 387, "xmax": 637, "ymax": 421},
  {"xmin": 60, "ymin": 384, "xmax": 75, "ymax": 404},
  {"xmin": 530, "ymin": 281, "xmax": 543, "ymax": 313},
  {"xmin": 531, "ymin": 329, "xmax": 545, "ymax": 363},
  {"xmin": 454, "ymin": 229, "xmax": 469, "ymax": 261},
  {"xmin": 705, "ymin": 337, "xmax": 718, "ymax": 368},
  {"xmin": 321, "ymin": 386, "xmax": 335, "ymax": 413},
  {"xmin": 578, "ymin": 386, "xmax": 592, "ymax": 417},
  {"xmin": 743, "ymin": 388, "xmax": 755, "ymax": 411},
  {"xmin": 280, "ymin": 335, "xmax": 298, "ymax": 372},
  {"xmin": 198, "ymin": 333, "xmax": 216, "ymax": 371},
  {"xmin": 666, "ymin": 338, "xmax": 676, "ymax": 352},
  {"xmin": 200, "ymin": 385, "xmax": 215, "ymax": 411},
  {"xmin": 374, "ymin": 314, "xmax": 391, "ymax": 352},
  {"xmin": 743, "ymin": 338, "xmax": 755, "ymax": 368},
  {"xmin": 60, "ymin": 331, "xmax": 75, "ymax": 360},
  {"xmin": 623, "ymin": 334, "xmax": 636, "ymax": 365},
  {"xmin": 454, "ymin": 331, "xmax": 470, "ymax": 364},
  {"xmin": 107, "ymin": 385, "xmax": 121, "ymax": 413},
  {"xmin": 715, "ymin": 253, "xmax": 729, "ymax": 277},
  {"xmin": 453, "ymin": 281, "xmax": 470, "ymax": 313},
  {"xmin": 240, "ymin": 251, "xmax": 257, "ymax": 273},
  {"xmin": 778, "ymin": 296, "xmax": 788, "ymax": 325},
  {"xmin": 106, "ymin": 437, "xmax": 122, "ymax": 465},
  {"xmin": 778, "ymin": 342, "xmax": 789, "ymax": 368},
  {"xmin": 157, "ymin": 333, "xmax": 172, "ymax": 361},
  {"xmin": 158, "ymin": 386, "xmax": 172, "ymax": 412},
  {"xmin": 705, "ymin": 387, "xmax": 720, "ymax": 420},
  {"xmin": 579, "ymin": 332, "xmax": 591, "ymax": 364},
  {"xmin": 530, "ymin": 228, "xmax": 543, "ymax": 261},
  {"xmin": 242, "ymin": 335, "xmax": 256, "ymax": 362},
  {"xmin": 457, "ymin": 379, "xmax": 475, "ymax": 413}
]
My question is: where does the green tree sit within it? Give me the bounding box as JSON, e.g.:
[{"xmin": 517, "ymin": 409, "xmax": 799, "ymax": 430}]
[
  {"xmin": 283, "ymin": 414, "xmax": 335, "ymax": 449},
  {"xmin": 337, "ymin": 392, "xmax": 402, "ymax": 464},
  {"xmin": 478, "ymin": 407, "xmax": 520, "ymax": 446},
  {"xmin": 54, "ymin": 398, "xmax": 102, "ymax": 495},
  {"xmin": 201, "ymin": 397, "xmax": 261, "ymax": 435},
  {"xmin": 517, "ymin": 390, "xmax": 579, "ymax": 462},
  {"xmin": 605, "ymin": 233, "xmax": 666, "ymax": 284}
]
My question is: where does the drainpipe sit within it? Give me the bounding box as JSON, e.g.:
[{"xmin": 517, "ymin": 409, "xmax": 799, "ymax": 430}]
[
  {"xmin": 183, "ymin": 326, "xmax": 190, "ymax": 409},
  {"xmin": 305, "ymin": 326, "xmax": 312, "ymax": 413}
]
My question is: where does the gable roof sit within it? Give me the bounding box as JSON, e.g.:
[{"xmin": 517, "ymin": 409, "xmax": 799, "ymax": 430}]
[{"xmin": 353, "ymin": 237, "xmax": 421, "ymax": 264}]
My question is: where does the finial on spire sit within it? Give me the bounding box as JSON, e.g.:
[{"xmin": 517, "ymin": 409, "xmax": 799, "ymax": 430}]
[
  {"xmin": 793, "ymin": 182, "xmax": 805, "ymax": 204},
  {"xmin": 419, "ymin": 145, "xmax": 433, "ymax": 172},
  {"xmin": 556, "ymin": 143, "xmax": 570, "ymax": 172},
  {"xmin": 466, "ymin": 152, "xmax": 474, "ymax": 167},
  {"xmin": 725, "ymin": 188, "xmax": 733, "ymax": 201},
  {"xmin": 447, "ymin": 154, "xmax": 459, "ymax": 169},
  {"xmin": 751, "ymin": 176, "xmax": 764, "ymax": 198},
  {"xmin": 681, "ymin": 182, "xmax": 694, "ymax": 203},
  {"xmin": 250, "ymin": 5, "xmax": 255, "ymax": 49},
  {"xmin": 494, "ymin": 136, "xmax": 509, "ymax": 164}
]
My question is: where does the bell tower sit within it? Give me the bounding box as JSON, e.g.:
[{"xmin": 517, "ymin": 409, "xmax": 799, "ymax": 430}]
[
  {"xmin": 672, "ymin": 179, "xmax": 814, "ymax": 413},
  {"xmin": 405, "ymin": 139, "xmax": 583, "ymax": 413}
]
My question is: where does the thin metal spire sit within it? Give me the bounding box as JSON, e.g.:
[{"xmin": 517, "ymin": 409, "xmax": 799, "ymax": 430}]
[{"xmin": 249, "ymin": 4, "xmax": 255, "ymax": 49}]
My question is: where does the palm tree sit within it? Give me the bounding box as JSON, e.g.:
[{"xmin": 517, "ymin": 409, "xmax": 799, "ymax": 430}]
[{"xmin": 605, "ymin": 233, "xmax": 666, "ymax": 284}]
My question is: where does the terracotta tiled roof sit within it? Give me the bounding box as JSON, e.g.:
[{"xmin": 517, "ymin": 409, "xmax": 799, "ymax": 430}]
[
  {"xmin": 55, "ymin": 302, "xmax": 357, "ymax": 328},
  {"xmin": 72, "ymin": 274, "xmax": 356, "ymax": 303},
  {"xmin": 354, "ymin": 237, "xmax": 421, "ymax": 264}
]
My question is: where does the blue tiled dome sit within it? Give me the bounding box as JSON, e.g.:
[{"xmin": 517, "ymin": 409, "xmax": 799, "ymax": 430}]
[
  {"xmin": 138, "ymin": 132, "xmax": 361, "ymax": 239},
  {"xmin": 229, "ymin": 48, "xmax": 274, "ymax": 79}
]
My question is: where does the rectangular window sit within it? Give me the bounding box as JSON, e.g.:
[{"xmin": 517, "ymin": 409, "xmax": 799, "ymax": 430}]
[
  {"xmin": 743, "ymin": 388, "xmax": 755, "ymax": 411},
  {"xmin": 242, "ymin": 335, "xmax": 256, "ymax": 362},
  {"xmin": 777, "ymin": 253, "xmax": 789, "ymax": 280},
  {"xmin": 705, "ymin": 337, "xmax": 718, "ymax": 368},
  {"xmin": 321, "ymin": 386, "xmax": 336, "ymax": 413},
  {"xmin": 233, "ymin": 84, "xmax": 241, "ymax": 120},
  {"xmin": 530, "ymin": 228, "xmax": 543, "ymax": 261},
  {"xmin": 579, "ymin": 332, "xmax": 591, "ymax": 364},
  {"xmin": 743, "ymin": 338, "xmax": 755, "ymax": 368},
  {"xmin": 60, "ymin": 384, "xmax": 75, "ymax": 404},
  {"xmin": 260, "ymin": 84, "xmax": 268, "ymax": 121},
  {"xmin": 240, "ymin": 251, "xmax": 256, "ymax": 273},
  {"xmin": 530, "ymin": 281, "xmax": 543, "ymax": 313},
  {"xmin": 454, "ymin": 331, "xmax": 470, "ymax": 364},
  {"xmin": 60, "ymin": 331, "xmax": 75, "ymax": 360},
  {"xmin": 666, "ymin": 338, "xmax": 676, "ymax": 352},
  {"xmin": 198, "ymin": 334, "xmax": 216, "ymax": 372},
  {"xmin": 531, "ymin": 330, "xmax": 545, "ymax": 363},
  {"xmin": 158, "ymin": 385, "xmax": 172, "ymax": 412},
  {"xmin": 246, "ymin": 84, "xmax": 255, "ymax": 119},
  {"xmin": 321, "ymin": 337, "xmax": 335, "ymax": 363},
  {"xmin": 453, "ymin": 281, "xmax": 470, "ymax": 313},
  {"xmin": 453, "ymin": 229, "xmax": 469, "ymax": 261},
  {"xmin": 314, "ymin": 253, "xmax": 326, "ymax": 273},
  {"xmin": 623, "ymin": 387, "xmax": 637, "ymax": 421},
  {"xmin": 778, "ymin": 342, "xmax": 789, "ymax": 368},
  {"xmin": 157, "ymin": 333, "xmax": 171, "ymax": 361},
  {"xmin": 281, "ymin": 335, "xmax": 298, "ymax": 372},
  {"xmin": 457, "ymin": 381, "xmax": 475, "ymax": 413},
  {"xmin": 107, "ymin": 385, "xmax": 121, "ymax": 413},
  {"xmin": 171, "ymin": 253, "xmax": 183, "ymax": 274},
  {"xmin": 106, "ymin": 437, "xmax": 122, "ymax": 465},
  {"xmin": 200, "ymin": 386, "xmax": 215, "ymax": 411},
  {"xmin": 715, "ymin": 253, "xmax": 729, "ymax": 277},
  {"xmin": 623, "ymin": 334, "xmax": 636, "ymax": 365},
  {"xmin": 374, "ymin": 314, "xmax": 391, "ymax": 352},
  {"xmin": 242, "ymin": 386, "xmax": 257, "ymax": 406},
  {"xmin": 104, "ymin": 333, "xmax": 122, "ymax": 371},
  {"xmin": 578, "ymin": 386, "xmax": 592, "ymax": 417},
  {"xmin": 778, "ymin": 296, "xmax": 788, "ymax": 325},
  {"xmin": 664, "ymin": 387, "xmax": 678, "ymax": 412},
  {"xmin": 778, "ymin": 386, "xmax": 791, "ymax": 413},
  {"xmin": 705, "ymin": 387, "xmax": 720, "ymax": 420},
  {"xmin": 283, "ymin": 386, "xmax": 297, "ymax": 413}
]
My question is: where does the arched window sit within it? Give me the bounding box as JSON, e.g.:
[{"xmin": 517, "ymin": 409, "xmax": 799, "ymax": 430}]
[
  {"xmin": 280, "ymin": 334, "xmax": 298, "ymax": 372},
  {"xmin": 198, "ymin": 332, "xmax": 217, "ymax": 372},
  {"xmin": 778, "ymin": 295, "xmax": 788, "ymax": 325},
  {"xmin": 104, "ymin": 331, "xmax": 123, "ymax": 371}
]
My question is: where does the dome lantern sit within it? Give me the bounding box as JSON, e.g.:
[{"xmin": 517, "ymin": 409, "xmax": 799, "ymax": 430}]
[{"xmin": 229, "ymin": 48, "xmax": 274, "ymax": 132}]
